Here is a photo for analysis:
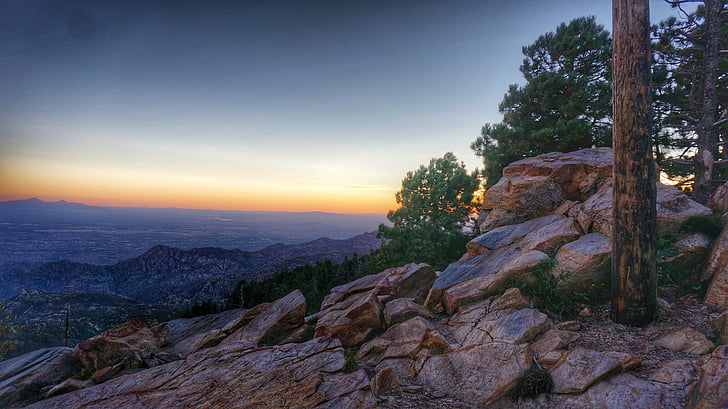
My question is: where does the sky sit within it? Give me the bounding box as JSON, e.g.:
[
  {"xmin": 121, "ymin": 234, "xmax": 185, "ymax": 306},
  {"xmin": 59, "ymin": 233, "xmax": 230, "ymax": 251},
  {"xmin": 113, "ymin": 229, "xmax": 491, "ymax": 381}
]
[{"xmin": 0, "ymin": 0, "xmax": 690, "ymax": 214}]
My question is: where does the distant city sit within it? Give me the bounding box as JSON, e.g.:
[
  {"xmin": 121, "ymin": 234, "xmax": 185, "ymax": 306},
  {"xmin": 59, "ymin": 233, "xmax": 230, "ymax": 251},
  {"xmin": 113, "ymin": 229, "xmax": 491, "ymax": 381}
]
[{"xmin": 0, "ymin": 198, "xmax": 388, "ymax": 267}]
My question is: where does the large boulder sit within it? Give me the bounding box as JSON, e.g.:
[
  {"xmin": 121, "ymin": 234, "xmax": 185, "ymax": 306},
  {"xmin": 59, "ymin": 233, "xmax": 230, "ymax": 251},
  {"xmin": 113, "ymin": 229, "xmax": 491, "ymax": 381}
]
[
  {"xmin": 315, "ymin": 292, "xmax": 383, "ymax": 346},
  {"xmin": 316, "ymin": 263, "xmax": 436, "ymax": 346},
  {"xmin": 570, "ymin": 180, "xmax": 711, "ymax": 237},
  {"xmin": 430, "ymin": 246, "xmax": 549, "ymax": 314},
  {"xmin": 25, "ymin": 337, "xmax": 377, "ymax": 409},
  {"xmin": 549, "ymin": 347, "xmax": 622, "ymax": 394},
  {"xmin": 479, "ymin": 147, "xmax": 613, "ymax": 231},
  {"xmin": 703, "ymin": 227, "xmax": 728, "ymax": 308},
  {"xmin": 322, "ymin": 264, "xmax": 435, "ymax": 309},
  {"xmin": 156, "ymin": 308, "xmax": 247, "ymax": 358},
  {"xmin": 655, "ymin": 328, "xmax": 714, "ymax": 355},
  {"xmin": 553, "ymin": 232, "xmax": 612, "ymax": 292},
  {"xmin": 431, "ymin": 214, "xmax": 581, "ymax": 313},
  {"xmin": 686, "ymin": 345, "xmax": 728, "ymax": 409},
  {"xmin": 355, "ymin": 316, "xmax": 450, "ymax": 382},
  {"xmin": 219, "ymin": 289, "xmax": 306, "ymax": 347},
  {"xmin": 74, "ymin": 320, "xmax": 170, "ymax": 372},
  {"xmin": 0, "ymin": 347, "xmax": 79, "ymax": 407},
  {"xmin": 416, "ymin": 342, "xmax": 532, "ymax": 406}
]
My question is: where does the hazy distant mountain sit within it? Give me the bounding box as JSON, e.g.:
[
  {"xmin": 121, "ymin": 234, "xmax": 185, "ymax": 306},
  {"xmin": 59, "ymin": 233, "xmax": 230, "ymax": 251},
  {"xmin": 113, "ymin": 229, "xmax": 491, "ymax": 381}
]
[
  {"xmin": 0, "ymin": 232, "xmax": 382, "ymax": 303},
  {"xmin": 0, "ymin": 198, "xmax": 389, "ymax": 265}
]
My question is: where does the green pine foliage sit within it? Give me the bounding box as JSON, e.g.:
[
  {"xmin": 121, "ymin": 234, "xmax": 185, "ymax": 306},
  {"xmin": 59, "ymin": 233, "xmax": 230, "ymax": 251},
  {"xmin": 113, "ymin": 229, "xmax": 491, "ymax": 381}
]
[
  {"xmin": 372, "ymin": 152, "xmax": 480, "ymax": 271},
  {"xmin": 0, "ymin": 303, "xmax": 21, "ymax": 360},
  {"xmin": 472, "ymin": 16, "xmax": 612, "ymax": 186},
  {"xmin": 226, "ymin": 255, "xmax": 373, "ymax": 315}
]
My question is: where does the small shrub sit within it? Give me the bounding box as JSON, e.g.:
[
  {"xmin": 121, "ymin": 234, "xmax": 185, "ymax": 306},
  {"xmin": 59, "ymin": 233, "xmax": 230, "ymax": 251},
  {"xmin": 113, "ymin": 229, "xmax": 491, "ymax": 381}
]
[
  {"xmin": 680, "ymin": 215, "xmax": 722, "ymax": 239},
  {"xmin": 509, "ymin": 260, "xmax": 608, "ymax": 318},
  {"xmin": 510, "ymin": 363, "xmax": 553, "ymax": 401},
  {"xmin": 344, "ymin": 347, "xmax": 359, "ymax": 372}
]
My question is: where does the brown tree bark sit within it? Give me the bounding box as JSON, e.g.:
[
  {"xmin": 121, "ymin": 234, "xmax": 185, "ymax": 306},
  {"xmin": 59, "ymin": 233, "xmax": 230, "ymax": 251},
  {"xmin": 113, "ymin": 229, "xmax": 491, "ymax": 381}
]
[
  {"xmin": 692, "ymin": 0, "xmax": 722, "ymax": 204},
  {"xmin": 611, "ymin": 0, "xmax": 657, "ymax": 326}
]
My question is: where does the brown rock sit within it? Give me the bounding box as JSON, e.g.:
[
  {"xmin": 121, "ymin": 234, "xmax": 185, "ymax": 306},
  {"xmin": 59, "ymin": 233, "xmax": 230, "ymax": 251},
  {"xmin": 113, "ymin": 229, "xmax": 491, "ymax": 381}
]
[
  {"xmin": 90, "ymin": 363, "xmax": 122, "ymax": 384},
  {"xmin": 604, "ymin": 351, "xmax": 641, "ymax": 371},
  {"xmin": 469, "ymin": 214, "xmax": 574, "ymax": 253},
  {"xmin": 370, "ymin": 367, "xmax": 399, "ymax": 397},
  {"xmin": 375, "ymin": 263, "xmax": 437, "ymax": 303},
  {"xmin": 158, "ymin": 308, "xmax": 247, "ymax": 358},
  {"xmin": 553, "ymin": 232, "xmax": 611, "ymax": 292},
  {"xmin": 562, "ymin": 373, "xmax": 683, "ymax": 409},
  {"xmin": 480, "ymin": 176, "xmax": 565, "ymax": 231},
  {"xmin": 650, "ymin": 359, "xmax": 698, "ymax": 385},
  {"xmin": 556, "ymin": 321, "xmax": 581, "ymax": 331},
  {"xmin": 45, "ymin": 379, "xmax": 94, "ymax": 399},
  {"xmin": 655, "ymin": 328, "xmax": 714, "ymax": 355},
  {"xmin": 686, "ymin": 345, "xmax": 728, "ymax": 409},
  {"xmin": 708, "ymin": 181, "xmax": 728, "ymax": 212},
  {"xmin": 518, "ymin": 216, "xmax": 581, "ymax": 253},
  {"xmin": 705, "ymin": 265, "xmax": 728, "ymax": 309},
  {"xmin": 439, "ymin": 249, "xmax": 550, "ymax": 313},
  {"xmin": 26, "ymin": 337, "xmax": 377, "ymax": 409},
  {"xmin": 531, "ymin": 330, "xmax": 580, "ymax": 356},
  {"xmin": 571, "ymin": 180, "xmax": 711, "ymax": 237},
  {"xmin": 356, "ymin": 316, "xmax": 450, "ymax": 367},
  {"xmin": 219, "ymin": 289, "xmax": 306, "ymax": 347},
  {"xmin": 321, "ymin": 271, "xmax": 388, "ymax": 310},
  {"xmin": 322, "ymin": 263, "xmax": 436, "ymax": 310},
  {"xmin": 416, "ymin": 342, "xmax": 532, "ymax": 406},
  {"xmin": 0, "ymin": 347, "xmax": 79, "ymax": 408},
  {"xmin": 711, "ymin": 310, "xmax": 728, "ymax": 344},
  {"xmin": 538, "ymin": 350, "xmax": 566, "ymax": 367},
  {"xmin": 383, "ymin": 298, "xmax": 435, "ymax": 327},
  {"xmin": 701, "ymin": 226, "xmax": 728, "ymax": 282},
  {"xmin": 549, "ymin": 347, "xmax": 622, "ymax": 393},
  {"xmin": 74, "ymin": 320, "xmax": 167, "ymax": 371},
  {"xmin": 316, "ymin": 291, "xmax": 383, "ymax": 346},
  {"xmin": 665, "ymin": 233, "xmax": 712, "ymax": 273},
  {"xmin": 479, "ymin": 147, "xmax": 613, "ymax": 231}
]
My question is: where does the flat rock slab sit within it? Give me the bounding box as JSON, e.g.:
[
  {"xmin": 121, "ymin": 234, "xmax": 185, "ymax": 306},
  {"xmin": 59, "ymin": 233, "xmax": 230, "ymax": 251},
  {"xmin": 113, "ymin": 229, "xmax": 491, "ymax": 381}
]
[
  {"xmin": 686, "ymin": 345, "xmax": 728, "ymax": 409},
  {"xmin": 550, "ymin": 347, "xmax": 621, "ymax": 394},
  {"xmin": 655, "ymin": 328, "xmax": 714, "ymax": 355},
  {"xmin": 0, "ymin": 347, "xmax": 78, "ymax": 408},
  {"xmin": 219, "ymin": 289, "xmax": 306, "ymax": 347},
  {"xmin": 417, "ymin": 342, "xmax": 531, "ymax": 406},
  {"xmin": 26, "ymin": 337, "xmax": 377, "ymax": 409},
  {"xmin": 383, "ymin": 298, "xmax": 434, "ymax": 327}
]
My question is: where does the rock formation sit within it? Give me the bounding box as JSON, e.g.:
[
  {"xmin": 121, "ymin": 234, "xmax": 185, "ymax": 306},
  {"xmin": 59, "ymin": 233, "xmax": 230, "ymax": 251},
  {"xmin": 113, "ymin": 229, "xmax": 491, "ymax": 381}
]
[{"xmin": 2, "ymin": 148, "xmax": 727, "ymax": 409}]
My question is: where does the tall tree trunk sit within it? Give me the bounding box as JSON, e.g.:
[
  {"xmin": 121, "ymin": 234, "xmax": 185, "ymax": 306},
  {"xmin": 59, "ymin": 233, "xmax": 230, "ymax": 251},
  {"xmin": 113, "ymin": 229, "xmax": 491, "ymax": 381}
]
[
  {"xmin": 611, "ymin": 0, "xmax": 657, "ymax": 326},
  {"xmin": 692, "ymin": 0, "xmax": 722, "ymax": 204}
]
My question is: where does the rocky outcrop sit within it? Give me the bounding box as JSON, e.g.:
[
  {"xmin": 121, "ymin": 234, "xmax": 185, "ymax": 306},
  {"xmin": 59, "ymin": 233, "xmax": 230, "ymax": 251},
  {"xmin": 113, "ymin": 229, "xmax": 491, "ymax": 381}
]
[
  {"xmin": 219, "ymin": 289, "xmax": 306, "ymax": 347},
  {"xmin": 74, "ymin": 320, "xmax": 170, "ymax": 372},
  {"xmin": 686, "ymin": 345, "xmax": 728, "ymax": 409},
  {"xmin": 570, "ymin": 181, "xmax": 712, "ymax": 237},
  {"xmin": 157, "ymin": 308, "xmax": 246, "ymax": 358},
  {"xmin": 549, "ymin": 347, "xmax": 622, "ymax": 393},
  {"xmin": 316, "ymin": 264, "xmax": 436, "ymax": 346},
  {"xmin": 479, "ymin": 147, "xmax": 613, "ymax": 231},
  {"xmin": 25, "ymin": 337, "xmax": 376, "ymax": 409},
  {"xmin": 553, "ymin": 232, "xmax": 611, "ymax": 291},
  {"xmin": 417, "ymin": 342, "xmax": 532, "ymax": 406},
  {"xmin": 0, "ymin": 347, "xmax": 79, "ymax": 408},
  {"xmin": 655, "ymin": 328, "xmax": 715, "ymax": 355}
]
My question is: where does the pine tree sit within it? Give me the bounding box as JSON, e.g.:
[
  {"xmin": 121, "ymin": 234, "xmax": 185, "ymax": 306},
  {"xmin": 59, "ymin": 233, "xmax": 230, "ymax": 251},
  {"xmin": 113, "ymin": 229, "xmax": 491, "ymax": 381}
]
[{"xmin": 472, "ymin": 16, "xmax": 612, "ymax": 186}]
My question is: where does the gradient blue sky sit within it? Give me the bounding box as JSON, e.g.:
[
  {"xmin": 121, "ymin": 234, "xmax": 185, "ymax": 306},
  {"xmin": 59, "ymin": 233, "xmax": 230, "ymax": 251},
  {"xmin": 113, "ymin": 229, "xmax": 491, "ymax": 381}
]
[{"xmin": 0, "ymin": 0, "xmax": 689, "ymax": 213}]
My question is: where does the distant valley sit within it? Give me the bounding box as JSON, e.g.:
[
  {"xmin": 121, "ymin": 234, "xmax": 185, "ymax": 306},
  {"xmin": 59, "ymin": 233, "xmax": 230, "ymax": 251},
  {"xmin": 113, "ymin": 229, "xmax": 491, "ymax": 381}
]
[
  {"xmin": 0, "ymin": 198, "xmax": 388, "ymax": 266},
  {"xmin": 0, "ymin": 198, "xmax": 385, "ymax": 357}
]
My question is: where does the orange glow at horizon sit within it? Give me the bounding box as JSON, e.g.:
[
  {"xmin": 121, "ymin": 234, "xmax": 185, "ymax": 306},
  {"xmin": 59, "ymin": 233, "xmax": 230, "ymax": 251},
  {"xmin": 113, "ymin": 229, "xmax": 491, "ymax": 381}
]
[{"xmin": 0, "ymin": 164, "xmax": 398, "ymax": 214}]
